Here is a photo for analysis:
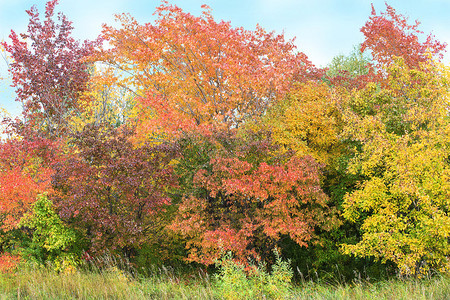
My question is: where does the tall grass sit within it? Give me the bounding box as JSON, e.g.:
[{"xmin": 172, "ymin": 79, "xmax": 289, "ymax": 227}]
[
  {"xmin": 0, "ymin": 265, "xmax": 214, "ymax": 299},
  {"xmin": 0, "ymin": 263, "xmax": 448, "ymax": 299},
  {"xmin": 291, "ymin": 276, "xmax": 450, "ymax": 300}
]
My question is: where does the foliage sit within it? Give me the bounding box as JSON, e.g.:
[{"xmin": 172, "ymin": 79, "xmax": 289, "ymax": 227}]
[
  {"xmin": 1, "ymin": 0, "xmax": 450, "ymax": 281},
  {"xmin": 328, "ymin": 45, "xmax": 372, "ymax": 78},
  {"xmin": 337, "ymin": 5, "xmax": 449, "ymax": 276},
  {"xmin": 326, "ymin": 45, "xmax": 377, "ymax": 89},
  {"xmin": 18, "ymin": 194, "xmax": 82, "ymax": 272},
  {"xmin": 70, "ymin": 63, "xmax": 138, "ymax": 131},
  {"xmin": 265, "ymin": 81, "xmax": 343, "ymax": 164},
  {"xmin": 171, "ymin": 129, "xmax": 338, "ymax": 265},
  {"xmin": 341, "ymin": 59, "xmax": 450, "ymax": 276},
  {"xmin": 0, "ymin": 253, "xmax": 20, "ymax": 273},
  {"xmin": 214, "ymin": 249, "xmax": 293, "ymax": 300},
  {"xmin": 2, "ymin": 0, "xmax": 96, "ymax": 138},
  {"xmin": 361, "ymin": 3, "xmax": 446, "ymax": 71},
  {"xmin": 99, "ymin": 1, "xmax": 323, "ymax": 140},
  {"xmin": 0, "ymin": 138, "xmax": 57, "ymax": 231},
  {"xmin": 51, "ymin": 123, "xmax": 178, "ymax": 255}
]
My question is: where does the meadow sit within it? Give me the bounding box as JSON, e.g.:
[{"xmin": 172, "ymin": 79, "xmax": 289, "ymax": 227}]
[{"xmin": 0, "ymin": 266, "xmax": 448, "ymax": 299}]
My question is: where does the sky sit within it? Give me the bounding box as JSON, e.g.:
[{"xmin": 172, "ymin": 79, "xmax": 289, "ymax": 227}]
[{"xmin": 1, "ymin": 0, "xmax": 450, "ymax": 117}]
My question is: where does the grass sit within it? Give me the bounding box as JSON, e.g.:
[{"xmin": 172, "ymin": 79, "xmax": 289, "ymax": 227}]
[
  {"xmin": 0, "ymin": 265, "xmax": 214, "ymax": 299},
  {"xmin": 0, "ymin": 265, "xmax": 448, "ymax": 299},
  {"xmin": 291, "ymin": 276, "xmax": 450, "ymax": 300}
]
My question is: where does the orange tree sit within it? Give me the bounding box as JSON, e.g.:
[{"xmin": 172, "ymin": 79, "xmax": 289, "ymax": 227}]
[
  {"xmin": 97, "ymin": 1, "xmax": 323, "ymax": 140},
  {"xmin": 171, "ymin": 128, "xmax": 338, "ymax": 265},
  {"xmin": 89, "ymin": 1, "xmax": 335, "ymax": 266}
]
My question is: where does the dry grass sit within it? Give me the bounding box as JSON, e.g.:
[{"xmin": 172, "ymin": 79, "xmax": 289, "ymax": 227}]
[{"xmin": 0, "ymin": 264, "xmax": 448, "ymax": 299}]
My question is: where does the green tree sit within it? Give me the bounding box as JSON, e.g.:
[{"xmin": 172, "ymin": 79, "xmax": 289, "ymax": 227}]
[{"xmin": 327, "ymin": 45, "xmax": 372, "ymax": 78}]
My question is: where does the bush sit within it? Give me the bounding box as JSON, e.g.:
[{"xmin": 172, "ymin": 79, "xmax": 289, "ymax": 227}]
[
  {"xmin": 214, "ymin": 249, "xmax": 293, "ymax": 299},
  {"xmin": 18, "ymin": 194, "xmax": 84, "ymax": 272}
]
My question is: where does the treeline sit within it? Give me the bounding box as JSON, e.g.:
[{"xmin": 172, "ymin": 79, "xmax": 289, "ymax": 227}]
[{"xmin": 0, "ymin": 0, "xmax": 448, "ymax": 279}]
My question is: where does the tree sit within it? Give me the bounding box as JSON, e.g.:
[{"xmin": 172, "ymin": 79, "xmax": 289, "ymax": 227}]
[
  {"xmin": 98, "ymin": 1, "xmax": 323, "ymax": 140},
  {"xmin": 0, "ymin": 137, "xmax": 59, "ymax": 267},
  {"xmin": 361, "ymin": 4, "xmax": 446, "ymax": 71},
  {"xmin": 327, "ymin": 45, "xmax": 372, "ymax": 78},
  {"xmin": 326, "ymin": 45, "xmax": 377, "ymax": 90},
  {"xmin": 0, "ymin": 138, "xmax": 58, "ymax": 231},
  {"xmin": 341, "ymin": 59, "xmax": 450, "ymax": 276},
  {"xmin": 171, "ymin": 129, "xmax": 338, "ymax": 265},
  {"xmin": 2, "ymin": 0, "xmax": 97, "ymax": 138},
  {"xmin": 19, "ymin": 194, "xmax": 82, "ymax": 272},
  {"xmin": 339, "ymin": 7, "xmax": 450, "ymax": 276},
  {"xmin": 51, "ymin": 123, "xmax": 178, "ymax": 254},
  {"xmin": 263, "ymin": 81, "xmax": 343, "ymax": 164},
  {"xmin": 70, "ymin": 63, "xmax": 138, "ymax": 131}
]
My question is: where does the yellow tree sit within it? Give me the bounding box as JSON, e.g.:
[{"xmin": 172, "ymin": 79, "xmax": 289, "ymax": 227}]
[
  {"xmin": 263, "ymin": 81, "xmax": 343, "ymax": 164},
  {"xmin": 341, "ymin": 59, "xmax": 450, "ymax": 276},
  {"xmin": 70, "ymin": 64, "xmax": 138, "ymax": 131}
]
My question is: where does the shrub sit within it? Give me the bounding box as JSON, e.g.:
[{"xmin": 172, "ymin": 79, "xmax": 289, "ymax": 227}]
[
  {"xmin": 214, "ymin": 249, "xmax": 293, "ymax": 299},
  {"xmin": 18, "ymin": 194, "xmax": 84, "ymax": 272}
]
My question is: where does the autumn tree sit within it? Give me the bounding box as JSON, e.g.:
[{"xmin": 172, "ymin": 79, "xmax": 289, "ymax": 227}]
[
  {"xmin": 70, "ymin": 63, "xmax": 138, "ymax": 131},
  {"xmin": 51, "ymin": 123, "xmax": 178, "ymax": 255},
  {"xmin": 361, "ymin": 3, "xmax": 446, "ymax": 71},
  {"xmin": 0, "ymin": 137, "xmax": 60, "ymax": 265},
  {"xmin": 0, "ymin": 0, "xmax": 92, "ymax": 263},
  {"xmin": 2, "ymin": 0, "xmax": 97, "ymax": 139},
  {"xmin": 171, "ymin": 129, "xmax": 338, "ymax": 265},
  {"xmin": 263, "ymin": 81, "xmax": 343, "ymax": 164},
  {"xmin": 0, "ymin": 138, "xmax": 58, "ymax": 231},
  {"xmin": 341, "ymin": 58, "xmax": 450, "ymax": 276},
  {"xmin": 261, "ymin": 78, "xmax": 390, "ymax": 280},
  {"xmin": 304, "ymin": 4, "xmax": 450, "ymax": 278},
  {"xmin": 98, "ymin": 1, "xmax": 323, "ymax": 140}
]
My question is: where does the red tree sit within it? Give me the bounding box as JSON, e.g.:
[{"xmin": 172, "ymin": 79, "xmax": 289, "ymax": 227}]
[
  {"xmin": 51, "ymin": 124, "xmax": 178, "ymax": 254},
  {"xmin": 0, "ymin": 138, "xmax": 58, "ymax": 230},
  {"xmin": 171, "ymin": 130, "xmax": 338, "ymax": 265},
  {"xmin": 2, "ymin": 0, "xmax": 97, "ymax": 138},
  {"xmin": 361, "ymin": 4, "xmax": 446, "ymax": 70}
]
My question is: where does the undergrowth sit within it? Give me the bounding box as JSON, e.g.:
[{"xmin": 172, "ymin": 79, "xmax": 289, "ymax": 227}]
[{"xmin": 0, "ymin": 252, "xmax": 448, "ymax": 299}]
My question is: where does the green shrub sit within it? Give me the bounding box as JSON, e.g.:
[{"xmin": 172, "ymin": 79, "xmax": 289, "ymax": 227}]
[
  {"xmin": 18, "ymin": 194, "xmax": 84, "ymax": 272},
  {"xmin": 214, "ymin": 249, "xmax": 293, "ymax": 299}
]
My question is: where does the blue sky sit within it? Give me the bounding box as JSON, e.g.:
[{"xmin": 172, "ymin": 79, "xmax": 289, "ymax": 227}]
[{"xmin": 1, "ymin": 0, "xmax": 450, "ymax": 117}]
